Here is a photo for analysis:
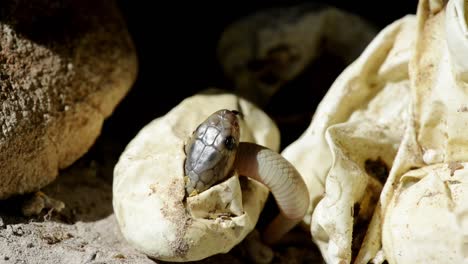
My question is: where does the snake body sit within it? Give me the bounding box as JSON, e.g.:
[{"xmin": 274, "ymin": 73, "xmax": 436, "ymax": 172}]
[{"xmin": 184, "ymin": 109, "xmax": 309, "ymax": 244}]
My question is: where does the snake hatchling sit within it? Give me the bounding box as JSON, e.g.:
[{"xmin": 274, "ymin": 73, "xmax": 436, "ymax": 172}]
[{"xmin": 184, "ymin": 109, "xmax": 309, "ymax": 245}]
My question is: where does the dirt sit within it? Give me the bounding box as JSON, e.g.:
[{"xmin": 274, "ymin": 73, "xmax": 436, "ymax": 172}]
[
  {"xmin": 448, "ymin": 161, "xmax": 464, "ymax": 176},
  {"xmin": 0, "ymin": 135, "xmax": 323, "ymax": 264},
  {"xmin": 0, "ymin": 137, "xmax": 151, "ymax": 264}
]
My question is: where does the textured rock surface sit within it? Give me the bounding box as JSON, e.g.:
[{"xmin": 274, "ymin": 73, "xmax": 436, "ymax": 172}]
[{"xmin": 0, "ymin": 0, "xmax": 137, "ymax": 199}]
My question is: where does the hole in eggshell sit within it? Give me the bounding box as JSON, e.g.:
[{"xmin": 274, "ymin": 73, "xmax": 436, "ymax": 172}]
[{"xmin": 364, "ymin": 157, "xmax": 389, "ymax": 184}]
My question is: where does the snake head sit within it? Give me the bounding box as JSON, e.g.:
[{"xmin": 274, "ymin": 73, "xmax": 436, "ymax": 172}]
[{"xmin": 184, "ymin": 109, "xmax": 241, "ymax": 196}]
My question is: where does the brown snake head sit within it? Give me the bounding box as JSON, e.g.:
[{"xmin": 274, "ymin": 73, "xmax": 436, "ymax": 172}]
[{"xmin": 184, "ymin": 109, "xmax": 240, "ymax": 196}]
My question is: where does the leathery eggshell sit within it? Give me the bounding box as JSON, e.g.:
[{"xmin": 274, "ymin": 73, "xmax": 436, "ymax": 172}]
[
  {"xmin": 112, "ymin": 92, "xmax": 279, "ymax": 261},
  {"xmin": 382, "ymin": 163, "xmax": 468, "ymax": 263},
  {"xmin": 378, "ymin": 1, "xmax": 468, "ymax": 263},
  {"xmin": 281, "ymin": 13, "xmax": 416, "ymax": 263}
]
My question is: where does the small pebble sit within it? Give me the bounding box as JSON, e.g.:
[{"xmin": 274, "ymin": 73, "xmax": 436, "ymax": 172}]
[{"xmin": 12, "ymin": 227, "xmax": 24, "ymax": 236}]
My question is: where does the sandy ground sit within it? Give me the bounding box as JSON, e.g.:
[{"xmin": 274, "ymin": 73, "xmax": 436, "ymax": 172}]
[{"xmin": 0, "ymin": 136, "xmax": 324, "ymax": 264}]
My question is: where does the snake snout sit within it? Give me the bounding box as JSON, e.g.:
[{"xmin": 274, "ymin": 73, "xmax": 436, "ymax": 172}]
[{"xmin": 219, "ymin": 109, "xmax": 240, "ymax": 126}]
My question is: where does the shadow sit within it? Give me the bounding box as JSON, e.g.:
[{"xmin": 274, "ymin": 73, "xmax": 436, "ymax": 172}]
[
  {"xmin": 0, "ymin": 195, "xmax": 32, "ymax": 226},
  {"xmin": 40, "ymin": 135, "xmax": 120, "ymax": 223},
  {"xmin": 43, "ymin": 166, "xmax": 113, "ymax": 223},
  {"xmin": 0, "ymin": 134, "xmax": 119, "ymax": 225},
  {"xmin": 0, "ymin": 0, "xmax": 130, "ymax": 58},
  {"xmin": 265, "ymin": 50, "xmax": 349, "ymax": 150},
  {"xmin": 105, "ymin": 0, "xmax": 418, "ymax": 154}
]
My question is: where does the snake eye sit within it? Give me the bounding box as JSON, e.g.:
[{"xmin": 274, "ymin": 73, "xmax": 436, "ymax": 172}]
[{"xmin": 224, "ymin": 136, "xmax": 236, "ymax": 150}]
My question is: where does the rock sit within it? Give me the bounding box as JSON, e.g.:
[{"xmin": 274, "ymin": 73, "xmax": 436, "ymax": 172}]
[
  {"xmin": 21, "ymin": 191, "xmax": 65, "ymax": 217},
  {"xmin": 0, "ymin": 0, "xmax": 137, "ymax": 199},
  {"xmin": 113, "ymin": 92, "xmax": 280, "ymax": 262}
]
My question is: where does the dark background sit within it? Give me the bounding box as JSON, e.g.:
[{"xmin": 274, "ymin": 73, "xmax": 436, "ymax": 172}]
[{"xmin": 108, "ymin": 0, "xmax": 419, "ymax": 150}]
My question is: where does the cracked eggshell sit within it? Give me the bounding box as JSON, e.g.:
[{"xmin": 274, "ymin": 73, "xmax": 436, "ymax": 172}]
[
  {"xmin": 409, "ymin": 0, "xmax": 468, "ymax": 164},
  {"xmin": 367, "ymin": 1, "xmax": 468, "ymax": 263},
  {"xmin": 357, "ymin": 1, "xmax": 468, "ymax": 263},
  {"xmin": 382, "ymin": 163, "xmax": 468, "ymax": 264},
  {"xmin": 281, "ymin": 14, "xmax": 415, "ymax": 226},
  {"xmin": 112, "ymin": 92, "xmax": 279, "ymax": 262},
  {"xmin": 280, "ymin": 14, "xmax": 416, "ymax": 264}
]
